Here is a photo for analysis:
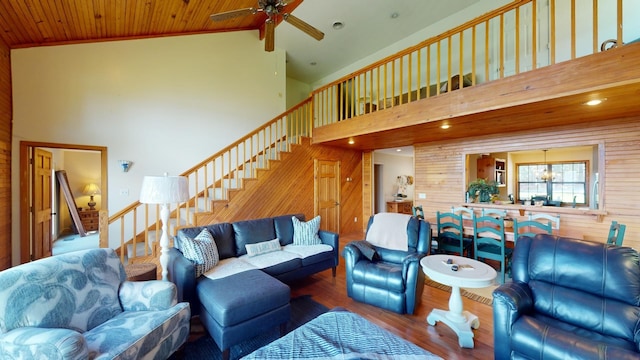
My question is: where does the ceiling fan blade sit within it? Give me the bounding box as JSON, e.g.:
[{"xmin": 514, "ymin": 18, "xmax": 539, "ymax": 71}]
[
  {"xmin": 265, "ymin": 19, "xmax": 275, "ymax": 52},
  {"xmin": 210, "ymin": 8, "xmax": 257, "ymax": 22},
  {"xmin": 283, "ymin": 13, "xmax": 324, "ymax": 41}
]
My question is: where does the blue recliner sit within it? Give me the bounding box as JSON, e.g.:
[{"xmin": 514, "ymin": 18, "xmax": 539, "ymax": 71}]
[
  {"xmin": 343, "ymin": 213, "xmax": 431, "ymax": 314},
  {"xmin": 493, "ymin": 234, "xmax": 640, "ymax": 359}
]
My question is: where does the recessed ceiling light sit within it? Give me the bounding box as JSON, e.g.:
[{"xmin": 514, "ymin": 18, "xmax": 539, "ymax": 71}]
[
  {"xmin": 585, "ymin": 98, "xmax": 605, "ymax": 106},
  {"xmin": 441, "ymin": 124, "xmax": 451, "ymax": 129},
  {"xmin": 309, "ymin": 61, "xmax": 317, "ymax": 66},
  {"xmin": 332, "ymin": 21, "xmax": 344, "ymax": 30},
  {"xmin": 348, "ymin": 138, "xmax": 355, "ymax": 145},
  {"xmin": 396, "ymin": 148, "xmax": 402, "ymax": 152},
  {"xmin": 390, "ymin": 12, "xmax": 399, "ymax": 19}
]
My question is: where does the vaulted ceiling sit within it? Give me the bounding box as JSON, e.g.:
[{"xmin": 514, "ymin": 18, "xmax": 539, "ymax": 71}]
[{"xmin": 0, "ymin": 0, "xmax": 480, "ymax": 84}]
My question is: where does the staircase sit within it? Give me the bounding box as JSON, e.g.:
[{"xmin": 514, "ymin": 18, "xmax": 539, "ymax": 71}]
[{"xmin": 108, "ymin": 99, "xmax": 314, "ymax": 266}]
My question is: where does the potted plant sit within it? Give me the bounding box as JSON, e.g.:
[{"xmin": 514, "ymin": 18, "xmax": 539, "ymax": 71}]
[{"xmin": 467, "ymin": 178, "xmax": 499, "ymax": 203}]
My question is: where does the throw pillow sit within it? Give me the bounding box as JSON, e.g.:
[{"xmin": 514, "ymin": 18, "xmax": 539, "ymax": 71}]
[
  {"xmin": 180, "ymin": 229, "xmax": 220, "ymax": 277},
  {"xmin": 351, "ymin": 241, "xmax": 380, "ymax": 262},
  {"xmin": 245, "ymin": 238, "xmax": 281, "ymax": 257},
  {"xmin": 292, "ymin": 215, "xmax": 322, "ymax": 245}
]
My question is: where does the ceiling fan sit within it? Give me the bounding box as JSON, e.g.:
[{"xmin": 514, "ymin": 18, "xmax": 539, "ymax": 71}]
[{"xmin": 210, "ymin": 0, "xmax": 324, "ymax": 52}]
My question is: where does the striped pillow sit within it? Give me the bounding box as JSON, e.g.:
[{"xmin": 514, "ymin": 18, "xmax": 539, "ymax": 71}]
[
  {"xmin": 292, "ymin": 215, "xmax": 322, "ymax": 245},
  {"xmin": 180, "ymin": 229, "xmax": 219, "ymax": 277}
]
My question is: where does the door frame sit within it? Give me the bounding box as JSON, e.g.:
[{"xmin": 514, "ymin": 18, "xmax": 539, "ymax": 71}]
[
  {"xmin": 19, "ymin": 141, "xmax": 108, "ymax": 263},
  {"xmin": 313, "ymin": 159, "xmax": 341, "ymax": 234}
]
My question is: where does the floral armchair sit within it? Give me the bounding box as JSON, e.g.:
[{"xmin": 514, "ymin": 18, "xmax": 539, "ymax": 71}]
[{"xmin": 0, "ymin": 248, "xmax": 190, "ymax": 360}]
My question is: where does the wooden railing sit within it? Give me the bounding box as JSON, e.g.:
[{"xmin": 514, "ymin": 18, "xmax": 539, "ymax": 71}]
[
  {"xmin": 108, "ymin": 98, "xmax": 314, "ymax": 263},
  {"xmin": 312, "ymin": 0, "xmax": 629, "ymax": 126}
]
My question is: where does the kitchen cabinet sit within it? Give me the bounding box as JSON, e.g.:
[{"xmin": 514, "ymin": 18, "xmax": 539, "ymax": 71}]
[{"xmin": 477, "ymin": 156, "xmax": 506, "ymax": 187}]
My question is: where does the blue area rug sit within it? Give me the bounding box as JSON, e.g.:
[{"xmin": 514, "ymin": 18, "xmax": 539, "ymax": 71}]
[{"xmin": 170, "ymin": 295, "xmax": 329, "ymax": 360}]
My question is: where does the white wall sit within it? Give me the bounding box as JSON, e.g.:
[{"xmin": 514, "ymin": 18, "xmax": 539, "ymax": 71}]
[
  {"xmin": 11, "ymin": 31, "xmax": 286, "ymax": 259},
  {"xmin": 286, "ymin": 77, "xmax": 312, "ymax": 108},
  {"xmin": 373, "ymin": 152, "xmax": 414, "ymax": 212}
]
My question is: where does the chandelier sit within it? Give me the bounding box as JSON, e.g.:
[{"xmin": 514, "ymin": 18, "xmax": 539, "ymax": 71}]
[{"xmin": 539, "ymin": 149, "xmax": 555, "ymax": 182}]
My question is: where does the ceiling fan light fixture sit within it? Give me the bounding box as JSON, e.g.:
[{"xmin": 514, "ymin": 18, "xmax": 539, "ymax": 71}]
[{"xmin": 210, "ymin": 0, "xmax": 324, "ymax": 51}]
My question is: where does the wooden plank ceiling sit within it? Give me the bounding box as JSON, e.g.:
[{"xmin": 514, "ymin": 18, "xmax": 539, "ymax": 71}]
[{"xmin": 0, "ymin": 0, "xmax": 302, "ymax": 48}]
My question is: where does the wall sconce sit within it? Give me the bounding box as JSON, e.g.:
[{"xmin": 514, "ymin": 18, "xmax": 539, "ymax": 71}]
[{"xmin": 119, "ymin": 160, "xmax": 133, "ymax": 172}]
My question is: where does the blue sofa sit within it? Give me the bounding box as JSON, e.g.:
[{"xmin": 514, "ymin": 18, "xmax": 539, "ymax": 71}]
[
  {"xmin": 0, "ymin": 248, "xmax": 191, "ymax": 360},
  {"xmin": 167, "ymin": 213, "xmax": 339, "ymax": 359},
  {"xmin": 493, "ymin": 234, "xmax": 640, "ymax": 360}
]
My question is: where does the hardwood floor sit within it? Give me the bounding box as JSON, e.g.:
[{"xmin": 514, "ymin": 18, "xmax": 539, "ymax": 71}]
[{"xmin": 287, "ymin": 231, "xmax": 495, "ymax": 360}]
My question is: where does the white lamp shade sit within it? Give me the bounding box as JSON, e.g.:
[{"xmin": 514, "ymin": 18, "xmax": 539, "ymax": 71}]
[
  {"xmin": 83, "ymin": 183, "xmax": 101, "ymax": 195},
  {"xmin": 139, "ymin": 175, "xmax": 189, "ymax": 204}
]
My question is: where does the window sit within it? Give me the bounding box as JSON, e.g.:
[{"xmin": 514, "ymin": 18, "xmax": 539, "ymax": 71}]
[{"xmin": 517, "ymin": 162, "xmax": 587, "ymax": 205}]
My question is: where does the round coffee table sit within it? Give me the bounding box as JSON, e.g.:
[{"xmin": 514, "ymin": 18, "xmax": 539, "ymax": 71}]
[{"xmin": 420, "ymin": 254, "xmax": 496, "ymax": 348}]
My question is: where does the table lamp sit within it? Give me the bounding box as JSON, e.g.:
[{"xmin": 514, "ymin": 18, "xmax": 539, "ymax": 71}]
[
  {"xmin": 83, "ymin": 183, "xmax": 101, "ymax": 210},
  {"xmin": 139, "ymin": 173, "xmax": 189, "ymax": 280}
]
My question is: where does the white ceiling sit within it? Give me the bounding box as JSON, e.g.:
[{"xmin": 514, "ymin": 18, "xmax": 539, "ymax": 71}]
[{"xmin": 276, "ymin": 0, "xmax": 481, "ymax": 84}]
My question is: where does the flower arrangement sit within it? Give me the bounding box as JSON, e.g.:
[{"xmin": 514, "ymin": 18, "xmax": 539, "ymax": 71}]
[{"xmin": 467, "ymin": 178, "xmax": 499, "ymax": 203}]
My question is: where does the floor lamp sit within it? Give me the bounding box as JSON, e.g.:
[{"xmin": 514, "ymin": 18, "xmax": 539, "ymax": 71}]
[{"xmin": 139, "ymin": 174, "xmax": 189, "ymax": 281}]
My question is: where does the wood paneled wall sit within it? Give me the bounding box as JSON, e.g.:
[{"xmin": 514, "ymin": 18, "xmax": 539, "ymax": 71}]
[
  {"xmin": 0, "ymin": 41, "xmax": 11, "ymax": 270},
  {"xmin": 195, "ymin": 138, "xmax": 364, "ymax": 235},
  {"xmin": 414, "ymin": 117, "xmax": 640, "ymax": 250}
]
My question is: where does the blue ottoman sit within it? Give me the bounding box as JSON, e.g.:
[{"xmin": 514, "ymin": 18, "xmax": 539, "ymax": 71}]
[{"xmin": 197, "ymin": 269, "xmax": 291, "ymax": 360}]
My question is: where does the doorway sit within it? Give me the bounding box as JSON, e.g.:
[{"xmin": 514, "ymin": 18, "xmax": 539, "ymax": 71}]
[
  {"xmin": 314, "ymin": 159, "xmax": 340, "ymax": 233},
  {"xmin": 19, "ymin": 141, "xmax": 108, "ymax": 263},
  {"xmin": 374, "ymin": 164, "xmax": 383, "ymax": 213}
]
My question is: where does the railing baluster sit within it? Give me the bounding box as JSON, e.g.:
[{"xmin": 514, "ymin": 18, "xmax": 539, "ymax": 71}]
[
  {"xmin": 571, "ymin": 0, "xmax": 576, "ymax": 60},
  {"xmin": 427, "ymin": 45, "xmax": 431, "ymax": 97},
  {"xmin": 485, "ymin": 20, "xmax": 490, "ymax": 82},
  {"xmin": 447, "ymin": 36, "xmax": 452, "ymax": 92},
  {"xmin": 532, "ymin": 0, "xmax": 537, "ymax": 71},
  {"xmin": 500, "ymin": 14, "xmax": 505, "ymax": 79},
  {"xmin": 550, "ymin": 0, "xmax": 556, "ymax": 64},
  {"xmin": 472, "ymin": 25, "xmax": 477, "ymax": 85}
]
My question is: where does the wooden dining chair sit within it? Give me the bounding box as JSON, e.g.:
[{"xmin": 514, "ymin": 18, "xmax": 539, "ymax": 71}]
[
  {"xmin": 607, "ymin": 221, "xmax": 627, "ymax": 246},
  {"xmin": 482, "ymin": 208, "xmax": 507, "ymax": 219},
  {"xmin": 451, "ymin": 206, "xmax": 476, "ymax": 242},
  {"xmin": 512, "ymin": 218, "xmax": 553, "ymax": 244},
  {"xmin": 528, "ymin": 212, "xmax": 560, "ymax": 231},
  {"xmin": 436, "ymin": 211, "xmax": 473, "ymax": 257},
  {"xmin": 412, "ymin": 205, "xmax": 424, "ymax": 219},
  {"xmin": 451, "ymin": 206, "xmax": 474, "ymax": 220},
  {"xmin": 473, "ymin": 215, "xmax": 512, "ymax": 283}
]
